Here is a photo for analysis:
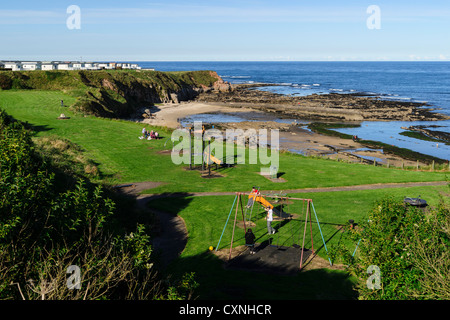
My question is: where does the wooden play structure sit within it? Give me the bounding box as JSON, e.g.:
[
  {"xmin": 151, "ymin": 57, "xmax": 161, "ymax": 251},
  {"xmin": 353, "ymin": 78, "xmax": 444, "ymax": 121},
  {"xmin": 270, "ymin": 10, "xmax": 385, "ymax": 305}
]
[{"xmin": 184, "ymin": 126, "xmax": 229, "ymax": 176}]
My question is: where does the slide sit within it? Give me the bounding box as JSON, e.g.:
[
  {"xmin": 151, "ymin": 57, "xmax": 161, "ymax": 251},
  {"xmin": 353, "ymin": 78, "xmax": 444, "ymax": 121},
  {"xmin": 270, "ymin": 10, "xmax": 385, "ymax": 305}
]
[
  {"xmin": 248, "ymin": 193, "xmax": 274, "ymax": 209},
  {"xmin": 204, "ymin": 152, "xmax": 223, "ymax": 165},
  {"xmin": 209, "ymin": 154, "xmax": 223, "ymax": 165}
]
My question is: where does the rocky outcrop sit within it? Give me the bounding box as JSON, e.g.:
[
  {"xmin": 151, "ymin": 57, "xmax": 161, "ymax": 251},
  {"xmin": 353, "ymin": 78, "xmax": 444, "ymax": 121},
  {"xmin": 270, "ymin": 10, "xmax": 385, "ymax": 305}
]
[
  {"xmin": 407, "ymin": 126, "xmax": 450, "ymax": 143},
  {"xmin": 197, "ymin": 84, "xmax": 450, "ymax": 122},
  {"xmin": 75, "ymin": 70, "xmax": 231, "ymax": 117}
]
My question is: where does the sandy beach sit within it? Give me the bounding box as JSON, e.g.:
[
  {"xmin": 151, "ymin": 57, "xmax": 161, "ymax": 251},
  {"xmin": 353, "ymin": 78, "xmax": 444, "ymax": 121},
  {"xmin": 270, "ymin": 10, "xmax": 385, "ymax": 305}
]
[
  {"xmin": 138, "ymin": 101, "xmax": 426, "ymax": 167},
  {"xmin": 140, "ymin": 101, "xmax": 263, "ymax": 129}
]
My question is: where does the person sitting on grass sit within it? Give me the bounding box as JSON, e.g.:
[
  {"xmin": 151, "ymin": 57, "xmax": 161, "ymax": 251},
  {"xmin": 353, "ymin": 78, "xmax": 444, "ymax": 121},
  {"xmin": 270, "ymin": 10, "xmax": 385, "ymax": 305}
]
[
  {"xmin": 148, "ymin": 130, "xmax": 158, "ymax": 140},
  {"xmin": 245, "ymin": 228, "xmax": 256, "ymax": 255}
]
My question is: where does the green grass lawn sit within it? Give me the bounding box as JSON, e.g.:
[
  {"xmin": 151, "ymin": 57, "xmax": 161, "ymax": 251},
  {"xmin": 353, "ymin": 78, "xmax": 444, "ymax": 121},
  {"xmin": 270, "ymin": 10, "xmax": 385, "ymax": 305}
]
[
  {"xmin": 1, "ymin": 90, "xmax": 448, "ymax": 194},
  {"xmin": 1, "ymin": 89, "xmax": 449, "ymax": 300},
  {"xmin": 147, "ymin": 184, "xmax": 448, "ymax": 299},
  {"xmin": 150, "ymin": 185, "xmax": 448, "ymax": 260}
]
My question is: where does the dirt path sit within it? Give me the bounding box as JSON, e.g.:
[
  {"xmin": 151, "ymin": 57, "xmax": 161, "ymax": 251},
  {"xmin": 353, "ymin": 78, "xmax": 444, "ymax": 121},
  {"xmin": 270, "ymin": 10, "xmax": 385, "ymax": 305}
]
[{"xmin": 128, "ymin": 180, "xmax": 448, "ymax": 200}]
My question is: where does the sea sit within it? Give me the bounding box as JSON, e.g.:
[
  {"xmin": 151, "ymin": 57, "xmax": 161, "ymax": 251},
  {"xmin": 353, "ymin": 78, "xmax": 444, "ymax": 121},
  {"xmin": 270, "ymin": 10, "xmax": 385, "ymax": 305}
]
[{"xmin": 135, "ymin": 61, "xmax": 450, "ymax": 160}]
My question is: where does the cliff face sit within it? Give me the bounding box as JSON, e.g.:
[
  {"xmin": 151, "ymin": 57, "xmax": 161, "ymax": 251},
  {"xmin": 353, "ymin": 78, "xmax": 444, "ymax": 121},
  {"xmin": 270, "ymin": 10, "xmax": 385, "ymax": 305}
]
[{"xmin": 0, "ymin": 69, "xmax": 232, "ymax": 118}]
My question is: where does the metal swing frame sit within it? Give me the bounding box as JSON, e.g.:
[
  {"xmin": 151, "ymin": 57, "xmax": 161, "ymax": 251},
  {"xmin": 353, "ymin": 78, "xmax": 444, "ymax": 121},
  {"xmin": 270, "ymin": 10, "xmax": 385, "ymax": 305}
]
[{"xmin": 215, "ymin": 192, "xmax": 332, "ymax": 270}]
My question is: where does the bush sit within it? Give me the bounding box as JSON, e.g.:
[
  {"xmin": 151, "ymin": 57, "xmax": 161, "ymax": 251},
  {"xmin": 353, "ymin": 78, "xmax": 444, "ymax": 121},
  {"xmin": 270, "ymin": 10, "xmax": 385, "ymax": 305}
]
[
  {"xmin": 0, "ymin": 109, "xmax": 197, "ymax": 300},
  {"xmin": 336, "ymin": 195, "xmax": 450, "ymax": 300}
]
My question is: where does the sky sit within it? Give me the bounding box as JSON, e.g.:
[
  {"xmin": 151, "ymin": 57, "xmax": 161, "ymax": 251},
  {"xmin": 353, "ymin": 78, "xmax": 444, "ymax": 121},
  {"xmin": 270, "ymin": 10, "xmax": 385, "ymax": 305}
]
[{"xmin": 1, "ymin": 0, "xmax": 450, "ymax": 61}]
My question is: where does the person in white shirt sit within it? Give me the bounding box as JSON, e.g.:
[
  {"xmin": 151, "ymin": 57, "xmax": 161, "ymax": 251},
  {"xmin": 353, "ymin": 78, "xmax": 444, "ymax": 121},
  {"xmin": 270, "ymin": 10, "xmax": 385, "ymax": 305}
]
[{"xmin": 266, "ymin": 207, "xmax": 275, "ymax": 234}]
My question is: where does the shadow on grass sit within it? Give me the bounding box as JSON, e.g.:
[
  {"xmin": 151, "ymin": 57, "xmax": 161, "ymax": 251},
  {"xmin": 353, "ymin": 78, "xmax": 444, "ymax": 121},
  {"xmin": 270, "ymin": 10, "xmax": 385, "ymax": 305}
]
[
  {"xmin": 23, "ymin": 121, "xmax": 54, "ymax": 135},
  {"xmin": 166, "ymin": 249, "xmax": 358, "ymax": 300},
  {"xmin": 145, "ymin": 196, "xmax": 358, "ymax": 300}
]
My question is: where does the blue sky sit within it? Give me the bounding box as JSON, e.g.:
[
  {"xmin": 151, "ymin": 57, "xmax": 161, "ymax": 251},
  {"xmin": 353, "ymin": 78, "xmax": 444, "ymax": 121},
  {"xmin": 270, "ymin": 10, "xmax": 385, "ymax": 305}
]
[{"xmin": 1, "ymin": 0, "xmax": 450, "ymax": 61}]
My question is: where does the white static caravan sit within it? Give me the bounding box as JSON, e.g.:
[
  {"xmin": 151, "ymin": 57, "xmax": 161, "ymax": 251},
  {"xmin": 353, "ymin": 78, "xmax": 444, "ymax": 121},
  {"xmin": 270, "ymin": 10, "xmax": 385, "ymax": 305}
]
[
  {"xmin": 4, "ymin": 62, "xmax": 22, "ymax": 71},
  {"xmin": 57, "ymin": 63, "xmax": 70, "ymax": 70},
  {"xmin": 22, "ymin": 62, "xmax": 39, "ymax": 70},
  {"xmin": 41, "ymin": 62, "xmax": 55, "ymax": 70},
  {"xmin": 97, "ymin": 63, "xmax": 110, "ymax": 69}
]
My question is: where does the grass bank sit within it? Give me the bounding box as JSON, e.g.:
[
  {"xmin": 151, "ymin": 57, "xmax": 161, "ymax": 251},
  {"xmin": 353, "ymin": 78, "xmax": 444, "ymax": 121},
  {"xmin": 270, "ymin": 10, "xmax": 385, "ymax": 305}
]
[{"xmin": 0, "ymin": 69, "xmax": 222, "ymax": 118}]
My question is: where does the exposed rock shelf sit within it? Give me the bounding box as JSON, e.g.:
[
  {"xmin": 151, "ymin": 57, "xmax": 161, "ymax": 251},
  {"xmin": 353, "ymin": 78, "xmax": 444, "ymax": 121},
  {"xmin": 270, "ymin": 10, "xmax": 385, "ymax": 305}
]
[{"xmin": 196, "ymin": 84, "xmax": 450, "ymax": 122}]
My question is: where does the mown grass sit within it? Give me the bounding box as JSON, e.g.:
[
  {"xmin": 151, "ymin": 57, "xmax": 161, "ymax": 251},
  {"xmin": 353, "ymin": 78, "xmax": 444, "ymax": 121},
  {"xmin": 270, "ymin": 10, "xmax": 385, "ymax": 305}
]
[
  {"xmin": 1, "ymin": 89, "xmax": 449, "ymax": 300},
  {"xmin": 0, "ymin": 90, "xmax": 448, "ymax": 194},
  {"xmin": 0, "ymin": 69, "xmax": 221, "ymax": 119},
  {"xmin": 148, "ymin": 184, "xmax": 448, "ymax": 299},
  {"xmin": 150, "ymin": 185, "xmax": 448, "ymax": 260}
]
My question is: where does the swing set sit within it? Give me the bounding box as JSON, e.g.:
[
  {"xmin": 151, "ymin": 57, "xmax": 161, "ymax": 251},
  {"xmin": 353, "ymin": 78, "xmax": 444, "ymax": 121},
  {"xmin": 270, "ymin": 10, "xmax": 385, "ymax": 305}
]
[{"xmin": 215, "ymin": 190, "xmax": 332, "ymax": 271}]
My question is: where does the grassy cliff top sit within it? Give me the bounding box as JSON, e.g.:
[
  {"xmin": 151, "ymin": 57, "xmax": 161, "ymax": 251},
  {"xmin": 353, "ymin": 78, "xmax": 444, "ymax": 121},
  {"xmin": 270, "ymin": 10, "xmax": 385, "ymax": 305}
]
[
  {"xmin": 0, "ymin": 69, "xmax": 224, "ymax": 118},
  {"xmin": 0, "ymin": 69, "xmax": 221, "ymax": 92}
]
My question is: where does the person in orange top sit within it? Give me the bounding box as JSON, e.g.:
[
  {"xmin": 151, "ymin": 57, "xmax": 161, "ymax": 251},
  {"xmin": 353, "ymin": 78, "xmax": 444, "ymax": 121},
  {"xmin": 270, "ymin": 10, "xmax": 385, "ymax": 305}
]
[{"xmin": 246, "ymin": 187, "xmax": 259, "ymax": 208}]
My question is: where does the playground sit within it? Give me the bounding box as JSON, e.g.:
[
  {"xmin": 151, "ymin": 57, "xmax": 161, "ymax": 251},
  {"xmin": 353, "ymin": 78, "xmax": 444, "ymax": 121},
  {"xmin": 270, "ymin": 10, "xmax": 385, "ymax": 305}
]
[
  {"xmin": 1, "ymin": 89, "xmax": 448, "ymax": 300},
  {"xmin": 213, "ymin": 188, "xmax": 333, "ymax": 275}
]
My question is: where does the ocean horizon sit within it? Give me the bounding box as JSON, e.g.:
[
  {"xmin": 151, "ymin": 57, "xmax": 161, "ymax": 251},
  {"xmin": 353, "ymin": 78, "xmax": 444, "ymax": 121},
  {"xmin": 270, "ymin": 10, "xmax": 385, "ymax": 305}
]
[{"xmin": 135, "ymin": 61, "xmax": 449, "ymax": 109}]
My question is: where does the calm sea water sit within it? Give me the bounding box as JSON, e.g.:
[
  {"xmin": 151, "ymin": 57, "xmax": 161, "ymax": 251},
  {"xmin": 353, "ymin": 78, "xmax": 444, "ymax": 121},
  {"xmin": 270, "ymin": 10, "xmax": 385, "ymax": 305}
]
[{"xmin": 135, "ymin": 61, "xmax": 450, "ymax": 159}]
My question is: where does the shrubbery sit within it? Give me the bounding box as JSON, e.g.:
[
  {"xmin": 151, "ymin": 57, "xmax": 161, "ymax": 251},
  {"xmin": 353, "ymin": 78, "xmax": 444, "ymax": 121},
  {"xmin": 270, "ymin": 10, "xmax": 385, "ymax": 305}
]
[
  {"xmin": 0, "ymin": 109, "xmax": 197, "ymax": 300},
  {"xmin": 334, "ymin": 195, "xmax": 449, "ymax": 299}
]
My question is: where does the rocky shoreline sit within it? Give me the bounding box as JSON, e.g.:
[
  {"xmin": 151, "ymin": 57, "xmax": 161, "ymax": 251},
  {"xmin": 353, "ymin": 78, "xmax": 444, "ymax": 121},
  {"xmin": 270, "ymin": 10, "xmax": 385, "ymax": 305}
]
[
  {"xmin": 139, "ymin": 79, "xmax": 449, "ymax": 165},
  {"xmin": 405, "ymin": 125, "xmax": 450, "ymax": 144},
  {"xmin": 195, "ymin": 83, "xmax": 450, "ymax": 122}
]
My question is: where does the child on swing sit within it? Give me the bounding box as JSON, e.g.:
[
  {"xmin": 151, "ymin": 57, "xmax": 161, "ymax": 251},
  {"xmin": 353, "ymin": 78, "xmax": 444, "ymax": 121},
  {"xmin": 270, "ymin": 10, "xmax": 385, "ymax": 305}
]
[{"xmin": 245, "ymin": 228, "xmax": 256, "ymax": 254}]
